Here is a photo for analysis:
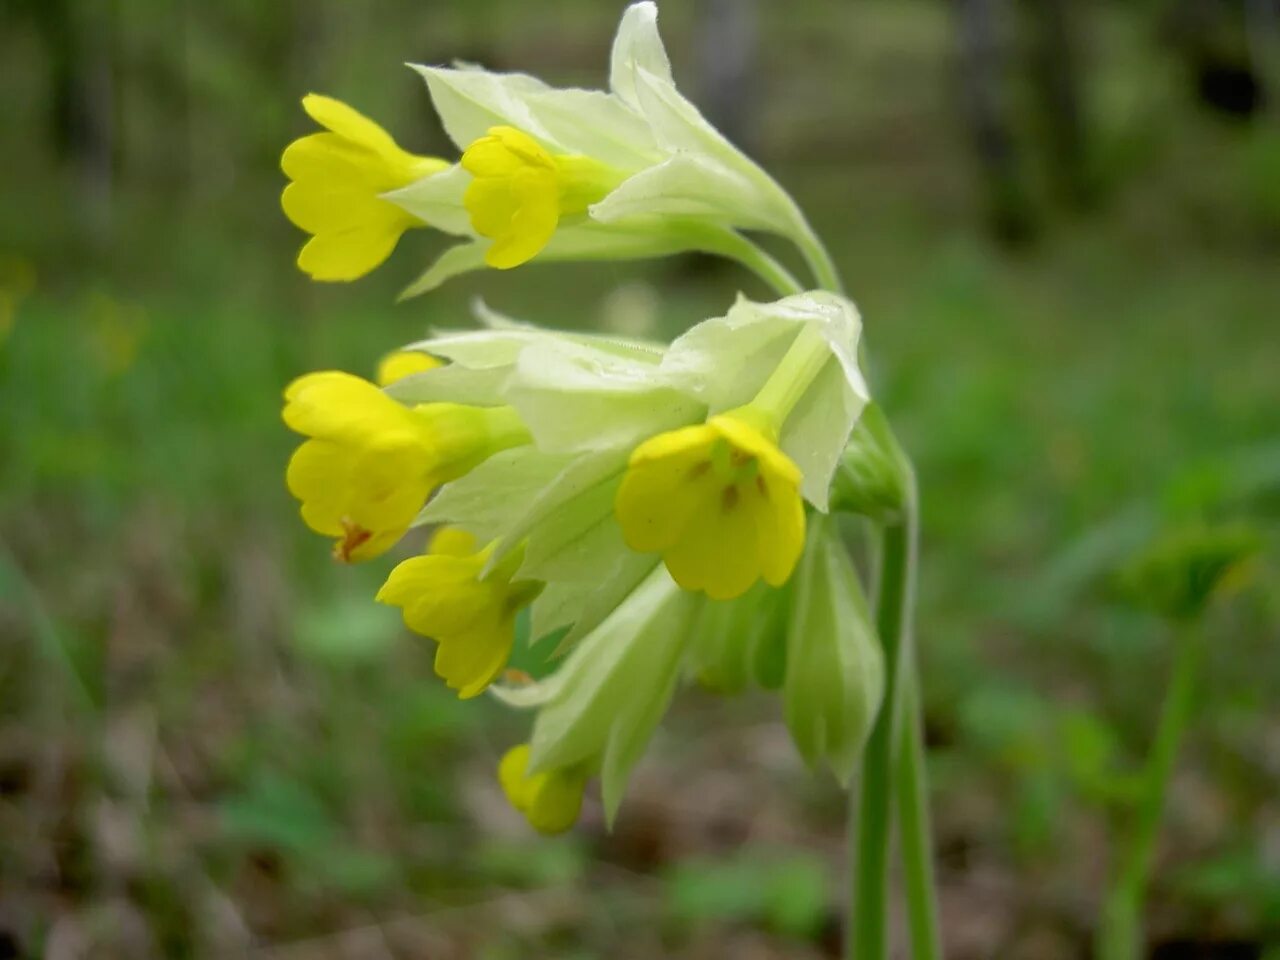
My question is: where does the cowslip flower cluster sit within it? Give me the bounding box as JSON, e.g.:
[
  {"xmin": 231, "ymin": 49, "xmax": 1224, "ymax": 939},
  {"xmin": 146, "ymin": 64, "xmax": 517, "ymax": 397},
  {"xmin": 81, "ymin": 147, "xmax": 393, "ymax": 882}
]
[
  {"xmin": 280, "ymin": 3, "xmax": 889, "ymax": 833},
  {"xmin": 280, "ymin": 3, "xmax": 827, "ymax": 295}
]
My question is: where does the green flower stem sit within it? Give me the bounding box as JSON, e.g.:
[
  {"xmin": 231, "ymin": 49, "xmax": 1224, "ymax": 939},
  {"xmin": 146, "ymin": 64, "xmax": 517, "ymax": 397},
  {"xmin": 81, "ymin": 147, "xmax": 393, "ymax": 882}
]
[
  {"xmin": 1098, "ymin": 622, "xmax": 1205, "ymax": 960},
  {"xmin": 850, "ymin": 469, "xmax": 918, "ymax": 960},
  {"xmin": 793, "ymin": 215, "xmax": 845, "ymax": 295},
  {"xmin": 695, "ymin": 226, "xmax": 805, "ymax": 297},
  {"xmin": 899, "ymin": 660, "xmax": 943, "ymax": 960},
  {"xmin": 750, "ymin": 325, "xmax": 834, "ymax": 429}
]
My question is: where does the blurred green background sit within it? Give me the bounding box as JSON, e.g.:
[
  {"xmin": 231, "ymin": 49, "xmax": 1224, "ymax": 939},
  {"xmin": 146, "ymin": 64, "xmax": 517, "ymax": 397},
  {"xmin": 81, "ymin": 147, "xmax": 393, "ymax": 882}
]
[{"xmin": 2, "ymin": 1, "xmax": 1278, "ymax": 957}]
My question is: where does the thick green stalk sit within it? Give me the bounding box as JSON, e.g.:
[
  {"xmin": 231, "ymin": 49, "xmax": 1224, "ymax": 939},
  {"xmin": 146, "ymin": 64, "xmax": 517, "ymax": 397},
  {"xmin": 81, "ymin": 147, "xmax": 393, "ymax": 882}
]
[
  {"xmin": 898, "ymin": 663, "xmax": 943, "ymax": 960},
  {"xmin": 1097, "ymin": 623, "xmax": 1204, "ymax": 960},
  {"xmin": 849, "ymin": 475, "xmax": 917, "ymax": 960}
]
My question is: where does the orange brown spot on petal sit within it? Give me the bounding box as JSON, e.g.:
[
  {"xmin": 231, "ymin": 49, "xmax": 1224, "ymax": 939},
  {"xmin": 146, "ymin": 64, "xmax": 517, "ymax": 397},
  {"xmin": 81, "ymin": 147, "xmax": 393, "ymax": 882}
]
[{"xmin": 334, "ymin": 518, "xmax": 373, "ymax": 562}]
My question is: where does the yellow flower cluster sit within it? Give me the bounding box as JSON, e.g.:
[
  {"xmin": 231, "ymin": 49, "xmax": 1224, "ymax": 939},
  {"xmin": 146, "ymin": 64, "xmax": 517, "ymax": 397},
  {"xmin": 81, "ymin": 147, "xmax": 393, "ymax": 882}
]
[{"xmin": 277, "ymin": 3, "xmax": 874, "ymax": 835}]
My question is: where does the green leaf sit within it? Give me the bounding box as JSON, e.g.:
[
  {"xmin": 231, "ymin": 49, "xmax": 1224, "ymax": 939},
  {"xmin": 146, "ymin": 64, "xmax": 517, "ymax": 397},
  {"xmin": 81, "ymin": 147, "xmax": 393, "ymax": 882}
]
[{"xmin": 1117, "ymin": 522, "xmax": 1265, "ymax": 621}]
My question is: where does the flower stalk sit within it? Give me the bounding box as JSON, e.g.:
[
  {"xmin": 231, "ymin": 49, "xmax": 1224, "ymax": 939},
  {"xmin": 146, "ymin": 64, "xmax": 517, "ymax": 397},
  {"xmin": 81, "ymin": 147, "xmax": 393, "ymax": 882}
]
[
  {"xmin": 849, "ymin": 470, "xmax": 916, "ymax": 960},
  {"xmin": 1097, "ymin": 622, "xmax": 1204, "ymax": 960}
]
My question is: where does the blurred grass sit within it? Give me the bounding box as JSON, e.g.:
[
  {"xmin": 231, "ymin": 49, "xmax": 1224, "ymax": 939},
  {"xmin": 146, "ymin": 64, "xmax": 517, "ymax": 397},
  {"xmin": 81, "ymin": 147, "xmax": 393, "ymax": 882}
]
[{"xmin": 2, "ymin": 0, "xmax": 1279, "ymax": 957}]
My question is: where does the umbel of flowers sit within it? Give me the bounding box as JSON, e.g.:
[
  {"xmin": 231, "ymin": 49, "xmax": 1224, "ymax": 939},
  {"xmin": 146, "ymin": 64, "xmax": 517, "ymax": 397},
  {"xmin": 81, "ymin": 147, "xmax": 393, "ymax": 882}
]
[{"xmin": 279, "ymin": 0, "xmax": 911, "ymax": 848}]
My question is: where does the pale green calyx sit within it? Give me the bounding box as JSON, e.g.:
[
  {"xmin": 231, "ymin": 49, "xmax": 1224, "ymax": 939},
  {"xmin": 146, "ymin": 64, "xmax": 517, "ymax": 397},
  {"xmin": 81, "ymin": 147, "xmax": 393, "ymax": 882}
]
[
  {"xmin": 784, "ymin": 514, "xmax": 885, "ymax": 784},
  {"xmin": 687, "ymin": 581, "xmax": 789, "ymax": 694},
  {"xmin": 493, "ymin": 564, "xmax": 699, "ymax": 824}
]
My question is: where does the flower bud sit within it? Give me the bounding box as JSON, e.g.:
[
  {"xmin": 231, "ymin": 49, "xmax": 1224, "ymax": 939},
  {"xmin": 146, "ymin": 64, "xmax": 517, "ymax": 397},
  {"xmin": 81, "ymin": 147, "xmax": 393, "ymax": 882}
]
[
  {"xmin": 829, "ymin": 403, "xmax": 908, "ymax": 522},
  {"xmin": 783, "ymin": 515, "xmax": 884, "ymax": 784}
]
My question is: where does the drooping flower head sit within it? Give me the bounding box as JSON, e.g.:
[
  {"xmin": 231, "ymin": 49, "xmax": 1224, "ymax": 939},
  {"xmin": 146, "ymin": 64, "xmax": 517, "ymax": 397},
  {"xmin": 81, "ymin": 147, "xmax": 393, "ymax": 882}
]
[
  {"xmin": 283, "ymin": 372, "xmax": 529, "ymax": 561},
  {"xmin": 281, "ymin": 94, "xmax": 448, "ymax": 281},
  {"xmin": 376, "ymin": 528, "xmax": 541, "ymax": 698}
]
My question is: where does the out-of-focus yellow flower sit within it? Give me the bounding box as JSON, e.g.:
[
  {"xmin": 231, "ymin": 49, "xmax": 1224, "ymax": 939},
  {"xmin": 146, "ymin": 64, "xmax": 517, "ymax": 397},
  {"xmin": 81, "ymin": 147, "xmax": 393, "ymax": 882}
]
[
  {"xmin": 282, "ymin": 94, "xmax": 449, "ymax": 281},
  {"xmin": 498, "ymin": 743, "xmax": 587, "ymax": 834},
  {"xmin": 283, "ymin": 372, "xmax": 529, "ymax": 562},
  {"xmin": 462, "ymin": 126, "xmax": 621, "ymax": 269},
  {"xmin": 616, "ymin": 411, "xmax": 805, "ymax": 600},
  {"xmin": 376, "ymin": 349, "xmax": 441, "ymax": 386},
  {"xmin": 376, "ymin": 528, "xmax": 541, "ymax": 698}
]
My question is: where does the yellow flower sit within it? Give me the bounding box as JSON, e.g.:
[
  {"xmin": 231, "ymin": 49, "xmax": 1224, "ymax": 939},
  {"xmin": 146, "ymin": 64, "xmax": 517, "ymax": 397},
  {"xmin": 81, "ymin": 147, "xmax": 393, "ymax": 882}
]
[
  {"xmin": 615, "ymin": 411, "xmax": 805, "ymax": 600},
  {"xmin": 462, "ymin": 126, "xmax": 621, "ymax": 269},
  {"xmin": 283, "ymin": 372, "xmax": 529, "ymax": 562},
  {"xmin": 376, "ymin": 529, "xmax": 541, "ymax": 698},
  {"xmin": 376, "ymin": 349, "xmax": 441, "ymax": 386},
  {"xmin": 498, "ymin": 743, "xmax": 587, "ymax": 834},
  {"xmin": 281, "ymin": 94, "xmax": 449, "ymax": 282}
]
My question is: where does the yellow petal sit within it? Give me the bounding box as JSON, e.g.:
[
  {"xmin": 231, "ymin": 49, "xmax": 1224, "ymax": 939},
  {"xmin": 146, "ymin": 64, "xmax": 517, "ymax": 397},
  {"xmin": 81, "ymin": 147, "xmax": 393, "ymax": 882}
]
[
  {"xmin": 282, "ymin": 179, "xmax": 404, "ymax": 236},
  {"xmin": 663, "ymin": 486, "xmax": 762, "ymax": 600},
  {"xmin": 286, "ymin": 439, "xmax": 353, "ymax": 536},
  {"xmin": 302, "ymin": 93, "xmax": 401, "ymax": 156},
  {"xmin": 497, "ymin": 744, "xmax": 585, "ymax": 835},
  {"xmin": 460, "ymin": 128, "xmax": 564, "ymax": 270},
  {"xmin": 282, "ymin": 133, "xmax": 386, "ymax": 189},
  {"xmin": 376, "ymin": 554, "xmax": 483, "ymax": 626},
  {"xmin": 281, "ymin": 97, "xmax": 447, "ymax": 283},
  {"xmin": 376, "ymin": 350, "xmax": 441, "ymax": 386},
  {"xmin": 756, "ymin": 471, "xmax": 806, "ymax": 586},
  {"xmin": 283, "ymin": 371, "xmax": 420, "ymax": 442},
  {"xmin": 524, "ymin": 770, "xmax": 587, "ymax": 834},
  {"xmin": 463, "ymin": 177, "xmax": 523, "ymax": 239},
  {"xmin": 499, "ymin": 745, "xmax": 536, "ymax": 812},
  {"xmin": 615, "ymin": 436, "xmax": 716, "ymax": 553},
  {"xmin": 429, "ymin": 526, "xmax": 479, "ymax": 558},
  {"xmin": 376, "ymin": 542, "xmax": 527, "ymax": 699},
  {"xmin": 617, "ymin": 415, "xmax": 806, "ymax": 599},
  {"xmin": 484, "ymin": 186, "xmax": 560, "ymax": 268},
  {"xmin": 434, "ymin": 621, "xmax": 513, "ymax": 698},
  {"xmin": 295, "ymin": 216, "xmax": 410, "ymax": 282},
  {"xmin": 711, "ymin": 415, "xmax": 802, "ymax": 486},
  {"xmin": 462, "ymin": 127, "xmax": 555, "ymax": 177}
]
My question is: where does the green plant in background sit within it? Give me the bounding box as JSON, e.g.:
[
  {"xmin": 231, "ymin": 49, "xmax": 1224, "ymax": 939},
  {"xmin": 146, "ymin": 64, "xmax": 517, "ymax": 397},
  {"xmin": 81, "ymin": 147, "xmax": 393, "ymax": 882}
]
[
  {"xmin": 1096, "ymin": 523, "xmax": 1264, "ymax": 960},
  {"xmin": 276, "ymin": 4, "xmax": 939, "ymax": 958}
]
